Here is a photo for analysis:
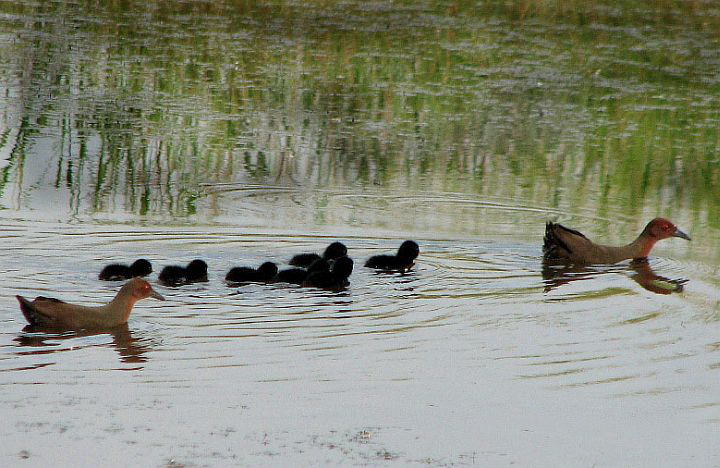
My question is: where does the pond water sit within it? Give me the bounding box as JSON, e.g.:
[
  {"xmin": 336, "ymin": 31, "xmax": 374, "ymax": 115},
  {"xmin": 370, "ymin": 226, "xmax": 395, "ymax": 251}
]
[{"xmin": 1, "ymin": 1, "xmax": 719, "ymax": 467}]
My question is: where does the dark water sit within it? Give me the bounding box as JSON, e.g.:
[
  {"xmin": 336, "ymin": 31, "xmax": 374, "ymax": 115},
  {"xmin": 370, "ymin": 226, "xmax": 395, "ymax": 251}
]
[{"xmin": 0, "ymin": 1, "xmax": 719, "ymax": 467}]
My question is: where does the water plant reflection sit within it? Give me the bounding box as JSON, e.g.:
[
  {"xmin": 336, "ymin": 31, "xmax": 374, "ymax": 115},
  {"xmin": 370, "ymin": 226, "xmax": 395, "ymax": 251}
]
[{"xmin": 0, "ymin": 0, "xmax": 718, "ymax": 235}]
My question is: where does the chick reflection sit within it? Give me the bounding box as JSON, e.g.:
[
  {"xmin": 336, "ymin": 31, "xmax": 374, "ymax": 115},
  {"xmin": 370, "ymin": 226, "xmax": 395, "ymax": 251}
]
[
  {"xmin": 15, "ymin": 323, "xmax": 151, "ymax": 365},
  {"xmin": 542, "ymin": 259, "xmax": 687, "ymax": 295},
  {"xmin": 369, "ymin": 267, "xmax": 418, "ymax": 282}
]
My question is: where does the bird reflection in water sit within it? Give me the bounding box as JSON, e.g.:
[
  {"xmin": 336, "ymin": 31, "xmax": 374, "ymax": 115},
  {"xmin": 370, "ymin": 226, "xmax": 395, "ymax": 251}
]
[
  {"xmin": 542, "ymin": 258, "xmax": 688, "ymax": 295},
  {"xmin": 14, "ymin": 323, "xmax": 152, "ymax": 365}
]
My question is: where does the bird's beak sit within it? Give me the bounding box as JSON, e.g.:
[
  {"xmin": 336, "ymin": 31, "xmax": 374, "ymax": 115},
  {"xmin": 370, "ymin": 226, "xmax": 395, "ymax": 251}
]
[
  {"xmin": 150, "ymin": 288, "xmax": 165, "ymax": 301},
  {"xmin": 672, "ymin": 229, "xmax": 691, "ymax": 241}
]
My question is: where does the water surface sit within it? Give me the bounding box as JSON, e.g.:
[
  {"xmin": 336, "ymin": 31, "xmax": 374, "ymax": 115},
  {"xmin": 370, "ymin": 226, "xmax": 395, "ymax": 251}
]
[{"xmin": 0, "ymin": 1, "xmax": 719, "ymax": 467}]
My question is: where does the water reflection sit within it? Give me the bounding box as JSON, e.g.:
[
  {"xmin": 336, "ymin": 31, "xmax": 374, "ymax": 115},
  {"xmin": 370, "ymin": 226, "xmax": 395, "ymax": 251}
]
[
  {"xmin": 0, "ymin": 0, "xmax": 718, "ymax": 253},
  {"xmin": 0, "ymin": 2, "xmax": 718, "ymax": 465},
  {"xmin": 627, "ymin": 259, "xmax": 688, "ymax": 295},
  {"xmin": 0, "ymin": 226, "xmax": 717, "ymax": 467},
  {"xmin": 542, "ymin": 259, "xmax": 688, "ymax": 295},
  {"xmin": 14, "ymin": 324, "xmax": 152, "ymax": 365}
]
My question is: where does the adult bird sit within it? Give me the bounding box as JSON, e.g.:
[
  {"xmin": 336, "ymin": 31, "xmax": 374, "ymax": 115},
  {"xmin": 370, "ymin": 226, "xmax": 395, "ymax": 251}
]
[
  {"xmin": 543, "ymin": 218, "xmax": 690, "ymax": 265},
  {"xmin": 16, "ymin": 277, "xmax": 165, "ymax": 329}
]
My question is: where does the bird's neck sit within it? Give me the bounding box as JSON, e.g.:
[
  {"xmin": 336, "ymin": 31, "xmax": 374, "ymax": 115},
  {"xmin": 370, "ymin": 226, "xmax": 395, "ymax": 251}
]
[
  {"xmin": 107, "ymin": 292, "xmax": 138, "ymax": 323},
  {"xmin": 623, "ymin": 233, "xmax": 658, "ymax": 260}
]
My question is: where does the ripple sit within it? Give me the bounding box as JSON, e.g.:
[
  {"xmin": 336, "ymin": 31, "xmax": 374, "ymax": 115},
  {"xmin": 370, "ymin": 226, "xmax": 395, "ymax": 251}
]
[{"xmin": 0, "ymin": 220, "xmax": 715, "ymax": 416}]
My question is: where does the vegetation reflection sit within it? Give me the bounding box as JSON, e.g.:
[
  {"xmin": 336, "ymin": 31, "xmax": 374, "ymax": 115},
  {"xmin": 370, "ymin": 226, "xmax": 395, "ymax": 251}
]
[{"xmin": 0, "ymin": 0, "xmax": 717, "ymax": 229}]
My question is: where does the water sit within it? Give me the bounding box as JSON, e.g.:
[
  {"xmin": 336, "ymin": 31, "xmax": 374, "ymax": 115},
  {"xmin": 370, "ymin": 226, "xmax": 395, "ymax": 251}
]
[{"xmin": 1, "ymin": 1, "xmax": 720, "ymax": 467}]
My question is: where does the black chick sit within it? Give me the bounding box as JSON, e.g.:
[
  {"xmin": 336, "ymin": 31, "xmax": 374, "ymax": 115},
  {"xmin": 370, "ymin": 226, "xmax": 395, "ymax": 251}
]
[
  {"xmin": 364, "ymin": 240, "xmax": 419, "ymax": 272},
  {"xmin": 99, "ymin": 259, "xmax": 153, "ymax": 281},
  {"xmin": 289, "ymin": 241, "xmax": 347, "ymax": 268},
  {"xmin": 302, "ymin": 256, "xmax": 354, "ymax": 290},
  {"xmin": 158, "ymin": 259, "xmax": 208, "ymax": 286},
  {"xmin": 226, "ymin": 262, "xmax": 278, "ymax": 284},
  {"xmin": 276, "ymin": 258, "xmax": 330, "ymax": 285}
]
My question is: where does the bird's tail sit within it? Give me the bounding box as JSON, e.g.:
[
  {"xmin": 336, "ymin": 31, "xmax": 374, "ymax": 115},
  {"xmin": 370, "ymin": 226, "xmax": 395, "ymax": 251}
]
[{"xmin": 15, "ymin": 295, "xmax": 52, "ymax": 326}]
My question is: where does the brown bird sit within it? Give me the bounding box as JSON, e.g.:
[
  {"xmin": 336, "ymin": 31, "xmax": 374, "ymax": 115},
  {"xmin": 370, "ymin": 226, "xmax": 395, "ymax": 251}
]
[
  {"xmin": 543, "ymin": 217, "xmax": 691, "ymax": 264},
  {"xmin": 16, "ymin": 277, "xmax": 165, "ymax": 329}
]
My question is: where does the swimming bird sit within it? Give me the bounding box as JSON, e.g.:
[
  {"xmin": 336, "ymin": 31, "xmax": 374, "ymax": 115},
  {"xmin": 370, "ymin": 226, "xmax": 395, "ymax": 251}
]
[
  {"xmin": 289, "ymin": 241, "xmax": 347, "ymax": 268},
  {"xmin": 98, "ymin": 259, "xmax": 153, "ymax": 281},
  {"xmin": 158, "ymin": 259, "xmax": 208, "ymax": 286},
  {"xmin": 364, "ymin": 240, "xmax": 419, "ymax": 272},
  {"xmin": 543, "ymin": 218, "xmax": 691, "ymax": 264},
  {"xmin": 302, "ymin": 256, "xmax": 354, "ymax": 290},
  {"xmin": 276, "ymin": 258, "xmax": 330, "ymax": 284},
  {"xmin": 16, "ymin": 277, "xmax": 164, "ymax": 329},
  {"xmin": 226, "ymin": 262, "xmax": 278, "ymax": 283}
]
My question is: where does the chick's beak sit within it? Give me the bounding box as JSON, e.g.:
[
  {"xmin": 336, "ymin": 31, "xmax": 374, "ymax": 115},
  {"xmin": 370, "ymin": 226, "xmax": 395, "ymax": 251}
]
[{"xmin": 672, "ymin": 228, "xmax": 691, "ymax": 241}]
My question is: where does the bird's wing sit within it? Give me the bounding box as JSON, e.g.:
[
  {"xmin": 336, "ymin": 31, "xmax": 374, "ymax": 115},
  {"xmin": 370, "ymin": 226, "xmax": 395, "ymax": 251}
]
[
  {"xmin": 543, "ymin": 222, "xmax": 592, "ymax": 261},
  {"xmin": 16, "ymin": 296, "xmax": 64, "ymax": 325}
]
